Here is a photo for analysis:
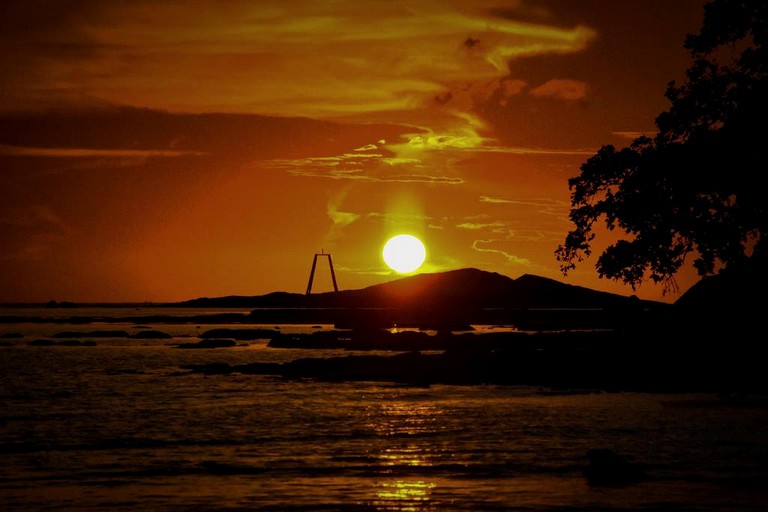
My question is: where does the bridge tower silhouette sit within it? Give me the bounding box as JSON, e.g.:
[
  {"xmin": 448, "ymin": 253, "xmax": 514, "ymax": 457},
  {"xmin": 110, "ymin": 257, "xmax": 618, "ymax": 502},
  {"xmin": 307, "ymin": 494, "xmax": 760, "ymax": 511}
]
[{"xmin": 306, "ymin": 250, "xmax": 339, "ymax": 295}]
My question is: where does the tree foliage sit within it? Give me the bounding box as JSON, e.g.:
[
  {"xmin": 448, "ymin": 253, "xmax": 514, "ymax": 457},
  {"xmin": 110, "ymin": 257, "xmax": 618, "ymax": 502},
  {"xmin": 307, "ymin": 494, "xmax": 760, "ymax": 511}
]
[{"xmin": 556, "ymin": 0, "xmax": 768, "ymax": 291}]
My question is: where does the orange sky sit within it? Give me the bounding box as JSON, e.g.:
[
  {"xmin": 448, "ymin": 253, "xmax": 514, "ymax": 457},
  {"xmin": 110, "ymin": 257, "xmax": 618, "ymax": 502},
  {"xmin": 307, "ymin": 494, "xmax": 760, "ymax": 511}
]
[{"xmin": 0, "ymin": 0, "xmax": 707, "ymax": 303}]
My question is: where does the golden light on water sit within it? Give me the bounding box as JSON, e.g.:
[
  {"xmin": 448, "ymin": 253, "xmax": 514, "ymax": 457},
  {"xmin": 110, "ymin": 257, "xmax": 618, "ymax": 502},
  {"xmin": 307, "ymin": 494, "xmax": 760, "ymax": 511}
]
[
  {"xmin": 374, "ymin": 480, "xmax": 436, "ymax": 510},
  {"xmin": 364, "ymin": 399, "xmax": 442, "ymax": 509}
]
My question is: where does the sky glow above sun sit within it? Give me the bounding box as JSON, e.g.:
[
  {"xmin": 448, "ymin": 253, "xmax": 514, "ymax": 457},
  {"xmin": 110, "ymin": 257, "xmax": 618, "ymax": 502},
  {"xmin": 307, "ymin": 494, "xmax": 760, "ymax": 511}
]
[
  {"xmin": 0, "ymin": 0, "xmax": 708, "ymax": 302},
  {"xmin": 383, "ymin": 235, "xmax": 427, "ymax": 274}
]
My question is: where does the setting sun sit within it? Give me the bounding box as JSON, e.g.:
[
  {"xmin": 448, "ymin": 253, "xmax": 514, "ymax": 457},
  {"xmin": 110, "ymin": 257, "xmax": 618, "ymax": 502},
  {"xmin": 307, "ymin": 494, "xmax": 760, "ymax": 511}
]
[{"xmin": 383, "ymin": 235, "xmax": 427, "ymax": 273}]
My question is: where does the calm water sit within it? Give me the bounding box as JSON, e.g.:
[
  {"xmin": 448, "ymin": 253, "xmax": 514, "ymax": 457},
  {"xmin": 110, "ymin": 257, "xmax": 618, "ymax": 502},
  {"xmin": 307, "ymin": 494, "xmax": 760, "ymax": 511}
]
[{"xmin": 2, "ymin": 310, "xmax": 768, "ymax": 510}]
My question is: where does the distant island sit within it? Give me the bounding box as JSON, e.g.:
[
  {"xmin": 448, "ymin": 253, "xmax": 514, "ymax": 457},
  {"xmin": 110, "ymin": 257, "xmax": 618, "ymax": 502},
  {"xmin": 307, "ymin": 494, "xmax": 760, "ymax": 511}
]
[
  {"xmin": 173, "ymin": 268, "xmax": 663, "ymax": 330},
  {"xmin": 1, "ymin": 268, "xmax": 662, "ymax": 330},
  {"xmin": 3, "ymin": 265, "xmax": 757, "ymax": 334},
  {"xmin": 3, "ymin": 267, "xmax": 766, "ymax": 392},
  {"xmin": 177, "ymin": 268, "xmax": 650, "ymax": 309}
]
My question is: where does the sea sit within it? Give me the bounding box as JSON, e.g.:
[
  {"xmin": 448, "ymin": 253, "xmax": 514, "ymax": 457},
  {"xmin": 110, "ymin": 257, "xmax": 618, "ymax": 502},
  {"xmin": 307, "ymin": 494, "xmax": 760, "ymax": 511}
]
[{"xmin": 1, "ymin": 307, "xmax": 768, "ymax": 511}]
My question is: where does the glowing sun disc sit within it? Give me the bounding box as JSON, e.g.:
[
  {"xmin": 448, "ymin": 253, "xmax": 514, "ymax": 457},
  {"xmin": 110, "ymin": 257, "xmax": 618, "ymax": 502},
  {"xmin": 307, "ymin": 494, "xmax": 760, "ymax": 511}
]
[{"xmin": 383, "ymin": 234, "xmax": 426, "ymax": 273}]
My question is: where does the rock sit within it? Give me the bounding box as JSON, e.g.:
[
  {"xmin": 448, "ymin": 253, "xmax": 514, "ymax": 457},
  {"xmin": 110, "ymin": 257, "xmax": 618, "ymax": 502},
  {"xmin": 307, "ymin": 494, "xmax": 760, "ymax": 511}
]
[
  {"xmin": 52, "ymin": 330, "xmax": 129, "ymax": 338},
  {"xmin": 28, "ymin": 339, "xmax": 56, "ymax": 346},
  {"xmin": 129, "ymin": 330, "xmax": 172, "ymax": 339},
  {"xmin": 45, "ymin": 300, "xmax": 77, "ymax": 308},
  {"xmin": 584, "ymin": 449, "xmax": 646, "ymax": 486},
  {"xmin": 0, "ymin": 332, "xmax": 23, "ymax": 338}
]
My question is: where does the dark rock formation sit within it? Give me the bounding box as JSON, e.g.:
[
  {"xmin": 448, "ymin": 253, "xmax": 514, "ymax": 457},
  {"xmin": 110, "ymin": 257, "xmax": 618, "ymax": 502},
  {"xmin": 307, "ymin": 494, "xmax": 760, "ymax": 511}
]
[
  {"xmin": 128, "ymin": 330, "xmax": 172, "ymax": 339},
  {"xmin": 180, "ymin": 326, "xmax": 768, "ymax": 392},
  {"xmin": 175, "ymin": 268, "xmax": 662, "ymax": 330},
  {"xmin": 584, "ymin": 449, "xmax": 646, "ymax": 486},
  {"xmin": 52, "ymin": 330, "xmax": 129, "ymax": 338},
  {"xmin": 46, "ymin": 300, "xmax": 78, "ymax": 308},
  {"xmin": 28, "ymin": 339, "xmax": 56, "ymax": 346}
]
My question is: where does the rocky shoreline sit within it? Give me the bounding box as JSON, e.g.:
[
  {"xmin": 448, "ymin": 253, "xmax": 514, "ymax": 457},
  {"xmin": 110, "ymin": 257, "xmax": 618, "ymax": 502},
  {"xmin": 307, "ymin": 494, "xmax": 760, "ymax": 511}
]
[{"xmin": 180, "ymin": 329, "xmax": 767, "ymax": 393}]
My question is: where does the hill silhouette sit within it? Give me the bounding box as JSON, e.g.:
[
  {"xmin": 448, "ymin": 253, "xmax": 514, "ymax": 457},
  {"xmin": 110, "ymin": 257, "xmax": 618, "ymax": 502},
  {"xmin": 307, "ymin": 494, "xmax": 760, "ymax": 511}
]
[
  {"xmin": 178, "ymin": 268, "xmax": 652, "ymax": 310},
  {"xmin": 178, "ymin": 269, "xmax": 659, "ymax": 330}
]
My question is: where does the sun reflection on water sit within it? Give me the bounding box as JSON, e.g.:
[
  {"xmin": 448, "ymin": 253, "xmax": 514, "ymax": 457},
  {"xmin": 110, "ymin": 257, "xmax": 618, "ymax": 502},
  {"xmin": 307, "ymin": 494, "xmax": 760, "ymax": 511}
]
[
  {"xmin": 372, "ymin": 480, "xmax": 437, "ymax": 511},
  {"xmin": 363, "ymin": 397, "xmax": 446, "ymax": 509},
  {"xmin": 379, "ymin": 444, "xmax": 434, "ymax": 467},
  {"xmin": 366, "ymin": 400, "xmax": 444, "ymax": 437}
]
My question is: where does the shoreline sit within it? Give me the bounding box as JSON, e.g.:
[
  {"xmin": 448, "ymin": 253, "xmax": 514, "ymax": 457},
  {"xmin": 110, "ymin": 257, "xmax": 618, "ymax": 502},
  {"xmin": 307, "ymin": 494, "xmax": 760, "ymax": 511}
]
[{"xmin": 2, "ymin": 308, "xmax": 762, "ymax": 394}]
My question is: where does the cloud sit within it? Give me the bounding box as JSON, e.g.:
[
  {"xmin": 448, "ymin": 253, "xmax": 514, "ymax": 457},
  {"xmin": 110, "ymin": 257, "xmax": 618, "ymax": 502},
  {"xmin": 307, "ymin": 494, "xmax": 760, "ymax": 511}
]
[
  {"xmin": 287, "ymin": 168, "xmax": 464, "ymax": 184},
  {"xmin": 529, "ymin": 79, "xmax": 588, "ymax": 100},
  {"xmin": 327, "ymin": 204, "xmax": 360, "ymax": 228},
  {"xmin": 455, "ymin": 215, "xmax": 556, "ymax": 243},
  {"xmin": 0, "ymin": 233, "xmax": 66, "ymax": 262},
  {"xmin": 266, "ymin": 139, "xmax": 465, "ymax": 184},
  {"xmin": 469, "ymin": 196, "xmax": 572, "ymax": 244},
  {"xmin": 367, "ymin": 212, "xmax": 433, "ymax": 223},
  {"xmin": 388, "ymin": 112, "xmax": 595, "ymax": 157},
  {"xmin": 471, "ymin": 239, "xmax": 531, "ymax": 265},
  {"xmin": 0, "ymin": 204, "xmax": 64, "ymax": 230},
  {"xmin": 613, "ymin": 131, "xmax": 654, "ymax": 140},
  {"xmin": 0, "ymin": 204, "xmax": 68, "ymax": 261},
  {"xmin": 457, "ymin": 221, "xmax": 507, "ymax": 230},
  {"xmin": 479, "ymin": 195, "xmax": 569, "ymax": 218},
  {"xmin": 0, "ymin": 145, "xmax": 206, "ymax": 158},
  {"xmin": 322, "ymin": 190, "xmax": 362, "ymax": 247},
  {"xmin": 1, "ymin": 1, "xmax": 596, "ymax": 120},
  {"xmin": 478, "ymin": 145, "xmax": 595, "ymax": 155}
]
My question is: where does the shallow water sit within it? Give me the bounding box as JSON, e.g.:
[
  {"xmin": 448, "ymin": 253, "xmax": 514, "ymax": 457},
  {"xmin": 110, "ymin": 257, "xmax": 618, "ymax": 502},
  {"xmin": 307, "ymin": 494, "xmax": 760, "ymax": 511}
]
[{"xmin": 1, "ymin": 315, "xmax": 768, "ymax": 510}]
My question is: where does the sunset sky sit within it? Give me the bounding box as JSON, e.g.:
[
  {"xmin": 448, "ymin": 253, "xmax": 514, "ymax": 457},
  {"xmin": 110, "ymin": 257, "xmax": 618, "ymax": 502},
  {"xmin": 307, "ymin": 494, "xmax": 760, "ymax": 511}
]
[{"xmin": 1, "ymin": 0, "xmax": 708, "ymax": 303}]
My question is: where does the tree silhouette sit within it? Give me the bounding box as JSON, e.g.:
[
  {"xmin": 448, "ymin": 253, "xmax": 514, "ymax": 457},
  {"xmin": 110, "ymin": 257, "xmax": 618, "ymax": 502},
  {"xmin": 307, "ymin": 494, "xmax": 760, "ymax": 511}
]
[{"xmin": 556, "ymin": 0, "xmax": 767, "ymax": 292}]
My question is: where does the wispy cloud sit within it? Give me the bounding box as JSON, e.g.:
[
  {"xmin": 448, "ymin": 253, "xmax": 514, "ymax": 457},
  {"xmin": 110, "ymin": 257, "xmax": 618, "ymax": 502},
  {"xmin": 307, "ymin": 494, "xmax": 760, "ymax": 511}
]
[
  {"xmin": 287, "ymin": 168, "xmax": 464, "ymax": 184},
  {"xmin": 266, "ymin": 140, "xmax": 465, "ymax": 184},
  {"xmin": 529, "ymin": 79, "xmax": 588, "ymax": 100},
  {"xmin": 457, "ymin": 221, "xmax": 507, "ymax": 230},
  {"xmin": 479, "ymin": 195, "xmax": 569, "ymax": 219},
  {"xmin": 0, "ymin": 204, "xmax": 64, "ymax": 229},
  {"xmin": 367, "ymin": 212, "xmax": 433, "ymax": 223},
  {"xmin": 2, "ymin": 1, "xmax": 596, "ymax": 122},
  {"xmin": 0, "ymin": 145, "xmax": 206, "ymax": 158},
  {"xmin": 0, "ymin": 204, "xmax": 69, "ymax": 262},
  {"xmin": 323, "ymin": 190, "xmax": 362, "ymax": 247},
  {"xmin": 327, "ymin": 203, "xmax": 360, "ymax": 228},
  {"xmin": 456, "ymin": 214, "xmax": 561, "ymax": 243},
  {"xmin": 613, "ymin": 131, "xmax": 654, "ymax": 140},
  {"xmin": 471, "ymin": 239, "xmax": 531, "ymax": 265}
]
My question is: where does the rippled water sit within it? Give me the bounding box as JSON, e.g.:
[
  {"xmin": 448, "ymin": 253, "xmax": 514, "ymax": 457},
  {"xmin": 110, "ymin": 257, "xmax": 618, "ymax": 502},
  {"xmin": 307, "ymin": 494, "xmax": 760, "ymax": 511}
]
[{"xmin": 2, "ymin": 317, "xmax": 768, "ymax": 510}]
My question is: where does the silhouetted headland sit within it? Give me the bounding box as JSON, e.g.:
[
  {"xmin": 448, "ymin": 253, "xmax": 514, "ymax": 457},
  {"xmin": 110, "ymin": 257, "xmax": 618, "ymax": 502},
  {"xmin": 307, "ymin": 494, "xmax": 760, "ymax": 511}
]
[
  {"xmin": 180, "ymin": 268, "xmax": 662, "ymax": 329},
  {"xmin": 3, "ymin": 267, "xmax": 766, "ymax": 392},
  {"xmin": 0, "ymin": 268, "xmax": 662, "ymax": 330},
  {"xmin": 176, "ymin": 268, "xmax": 767, "ymax": 392}
]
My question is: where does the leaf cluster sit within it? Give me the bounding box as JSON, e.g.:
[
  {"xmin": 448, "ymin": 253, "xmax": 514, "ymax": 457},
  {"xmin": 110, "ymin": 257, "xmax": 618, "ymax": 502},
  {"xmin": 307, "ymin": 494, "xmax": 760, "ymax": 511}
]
[{"xmin": 557, "ymin": 0, "xmax": 767, "ymax": 290}]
